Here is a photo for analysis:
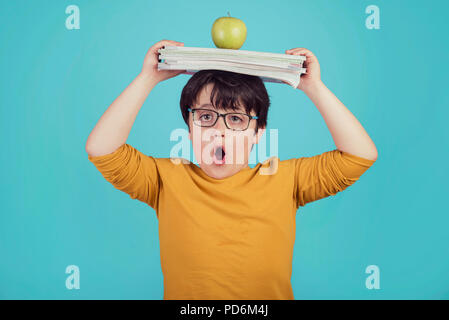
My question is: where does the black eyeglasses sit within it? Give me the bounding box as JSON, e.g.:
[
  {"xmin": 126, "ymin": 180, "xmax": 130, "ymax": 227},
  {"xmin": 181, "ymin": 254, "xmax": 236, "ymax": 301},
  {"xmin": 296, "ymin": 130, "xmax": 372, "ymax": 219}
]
[{"xmin": 187, "ymin": 107, "xmax": 258, "ymax": 131}]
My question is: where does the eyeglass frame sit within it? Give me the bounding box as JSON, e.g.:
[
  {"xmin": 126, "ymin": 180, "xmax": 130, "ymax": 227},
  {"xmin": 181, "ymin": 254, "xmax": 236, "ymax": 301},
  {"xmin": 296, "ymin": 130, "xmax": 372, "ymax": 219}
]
[{"xmin": 187, "ymin": 107, "xmax": 259, "ymax": 131}]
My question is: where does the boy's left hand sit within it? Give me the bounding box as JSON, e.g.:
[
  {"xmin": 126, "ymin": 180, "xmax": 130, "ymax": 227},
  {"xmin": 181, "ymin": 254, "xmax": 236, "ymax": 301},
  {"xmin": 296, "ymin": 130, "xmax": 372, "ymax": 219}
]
[{"xmin": 283, "ymin": 47, "xmax": 321, "ymax": 92}]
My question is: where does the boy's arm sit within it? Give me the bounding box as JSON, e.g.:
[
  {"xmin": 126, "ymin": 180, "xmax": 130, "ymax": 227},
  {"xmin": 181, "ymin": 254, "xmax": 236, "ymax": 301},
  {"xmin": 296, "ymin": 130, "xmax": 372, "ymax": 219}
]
[
  {"xmin": 284, "ymin": 47, "xmax": 378, "ymax": 161},
  {"xmin": 88, "ymin": 143, "xmax": 161, "ymax": 210},
  {"xmin": 85, "ymin": 39, "xmax": 185, "ymax": 156},
  {"xmin": 293, "ymin": 149, "xmax": 376, "ymax": 208},
  {"xmin": 85, "ymin": 73, "xmax": 157, "ymax": 156},
  {"xmin": 304, "ymin": 81, "xmax": 378, "ymax": 161},
  {"xmin": 86, "ymin": 40, "xmax": 185, "ymax": 211},
  {"xmin": 283, "ymin": 47, "xmax": 378, "ymax": 208}
]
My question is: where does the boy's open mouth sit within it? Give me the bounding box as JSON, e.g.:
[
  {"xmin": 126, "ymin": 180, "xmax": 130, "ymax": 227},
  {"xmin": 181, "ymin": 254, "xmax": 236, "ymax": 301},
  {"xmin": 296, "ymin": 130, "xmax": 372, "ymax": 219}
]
[{"xmin": 213, "ymin": 145, "xmax": 226, "ymax": 165}]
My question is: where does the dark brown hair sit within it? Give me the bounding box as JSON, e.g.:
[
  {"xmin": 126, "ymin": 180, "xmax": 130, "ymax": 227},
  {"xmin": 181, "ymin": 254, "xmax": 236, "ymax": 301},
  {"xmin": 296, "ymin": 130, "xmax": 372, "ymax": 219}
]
[{"xmin": 180, "ymin": 70, "xmax": 271, "ymax": 133}]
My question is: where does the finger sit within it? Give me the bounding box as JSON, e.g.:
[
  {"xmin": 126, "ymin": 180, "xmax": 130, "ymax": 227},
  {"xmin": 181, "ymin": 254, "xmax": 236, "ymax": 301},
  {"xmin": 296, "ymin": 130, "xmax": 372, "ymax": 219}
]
[
  {"xmin": 286, "ymin": 48, "xmax": 315, "ymax": 58},
  {"xmin": 286, "ymin": 48, "xmax": 303, "ymax": 52},
  {"xmin": 286, "ymin": 48, "xmax": 308, "ymax": 53},
  {"xmin": 286, "ymin": 47, "xmax": 309, "ymax": 52},
  {"xmin": 285, "ymin": 50, "xmax": 317, "ymax": 65},
  {"xmin": 160, "ymin": 39, "xmax": 184, "ymax": 45},
  {"xmin": 286, "ymin": 50, "xmax": 312, "ymax": 57},
  {"xmin": 156, "ymin": 40, "xmax": 184, "ymax": 50}
]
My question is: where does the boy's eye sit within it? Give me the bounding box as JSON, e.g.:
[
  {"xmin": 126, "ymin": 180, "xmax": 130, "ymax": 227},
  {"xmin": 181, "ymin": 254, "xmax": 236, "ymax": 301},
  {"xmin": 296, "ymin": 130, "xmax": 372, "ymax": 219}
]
[
  {"xmin": 230, "ymin": 115, "xmax": 243, "ymax": 123},
  {"xmin": 200, "ymin": 114, "xmax": 212, "ymax": 121}
]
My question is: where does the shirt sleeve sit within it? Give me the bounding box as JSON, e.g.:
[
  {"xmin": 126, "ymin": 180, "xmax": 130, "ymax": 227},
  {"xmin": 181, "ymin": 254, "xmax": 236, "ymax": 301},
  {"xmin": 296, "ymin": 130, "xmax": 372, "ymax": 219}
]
[
  {"xmin": 87, "ymin": 143, "xmax": 160, "ymax": 210},
  {"xmin": 293, "ymin": 149, "xmax": 376, "ymax": 208}
]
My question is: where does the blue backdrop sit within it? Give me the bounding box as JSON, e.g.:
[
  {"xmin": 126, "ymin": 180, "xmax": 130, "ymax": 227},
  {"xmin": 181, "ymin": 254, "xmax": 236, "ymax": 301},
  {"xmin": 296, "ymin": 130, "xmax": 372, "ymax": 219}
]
[{"xmin": 1, "ymin": 0, "xmax": 448, "ymax": 299}]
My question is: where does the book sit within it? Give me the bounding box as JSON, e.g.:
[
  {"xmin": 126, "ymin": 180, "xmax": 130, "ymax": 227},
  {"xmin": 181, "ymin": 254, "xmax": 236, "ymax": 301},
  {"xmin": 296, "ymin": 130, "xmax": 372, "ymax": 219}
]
[{"xmin": 157, "ymin": 46, "xmax": 307, "ymax": 89}]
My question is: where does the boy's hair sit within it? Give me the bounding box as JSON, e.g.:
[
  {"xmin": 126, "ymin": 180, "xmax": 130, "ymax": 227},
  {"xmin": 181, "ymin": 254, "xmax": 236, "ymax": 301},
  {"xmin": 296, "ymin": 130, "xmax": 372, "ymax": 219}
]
[{"xmin": 180, "ymin": 70, "xmax": 271, "ymax": 134}]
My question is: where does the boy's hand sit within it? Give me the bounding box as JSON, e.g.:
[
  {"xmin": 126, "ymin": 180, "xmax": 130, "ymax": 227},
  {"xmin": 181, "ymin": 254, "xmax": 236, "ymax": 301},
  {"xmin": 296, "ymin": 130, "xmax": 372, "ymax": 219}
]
[
  {"xmin": 283, "ymin": 47, "xmax": 322, "ymax": 92},
  {"xmin": 140, "ymin": 39, "xmax": 186, "ymax": 84}
]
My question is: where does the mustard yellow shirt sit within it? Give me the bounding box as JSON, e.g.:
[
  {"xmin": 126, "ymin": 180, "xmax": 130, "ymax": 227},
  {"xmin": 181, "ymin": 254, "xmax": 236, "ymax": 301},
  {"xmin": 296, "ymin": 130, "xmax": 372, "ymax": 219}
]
[{"xmin": 88, "ymin": 143, "xmax": 375, "ymax": 300}]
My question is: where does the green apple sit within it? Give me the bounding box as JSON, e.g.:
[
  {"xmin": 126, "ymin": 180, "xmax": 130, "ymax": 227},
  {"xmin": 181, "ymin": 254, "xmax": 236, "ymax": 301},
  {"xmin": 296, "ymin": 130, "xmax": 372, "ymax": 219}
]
[{"xmin": 211, "ymin": 12, "xmax": 247, "ymax": 49}]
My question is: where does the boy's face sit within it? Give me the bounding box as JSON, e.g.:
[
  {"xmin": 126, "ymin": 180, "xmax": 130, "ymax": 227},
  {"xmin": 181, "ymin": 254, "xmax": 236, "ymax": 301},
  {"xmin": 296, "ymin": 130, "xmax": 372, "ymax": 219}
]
[{"xmin": 188, "ymin": 83, "xmax": 266, "ymax": 180}]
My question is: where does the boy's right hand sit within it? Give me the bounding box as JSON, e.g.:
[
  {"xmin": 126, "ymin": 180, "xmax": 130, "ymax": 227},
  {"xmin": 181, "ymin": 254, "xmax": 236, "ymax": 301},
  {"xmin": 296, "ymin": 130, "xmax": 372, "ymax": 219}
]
[{"xmin": 140, "ymin": 39, "xmax": 186, "ymax": 84}]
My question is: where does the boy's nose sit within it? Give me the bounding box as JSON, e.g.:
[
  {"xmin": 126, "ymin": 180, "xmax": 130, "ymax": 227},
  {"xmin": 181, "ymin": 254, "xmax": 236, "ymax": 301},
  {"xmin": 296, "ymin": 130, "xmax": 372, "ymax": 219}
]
[{"xmin": 213, "ymin": 116, "xmax": 227, "ymax": 135}]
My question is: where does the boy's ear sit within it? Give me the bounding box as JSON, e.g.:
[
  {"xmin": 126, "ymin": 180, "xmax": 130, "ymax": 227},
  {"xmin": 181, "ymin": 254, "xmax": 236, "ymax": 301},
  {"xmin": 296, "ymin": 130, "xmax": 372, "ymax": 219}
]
[{"xmin": 252, "ymin": 126, "xmax": 266, "ymax": 144}]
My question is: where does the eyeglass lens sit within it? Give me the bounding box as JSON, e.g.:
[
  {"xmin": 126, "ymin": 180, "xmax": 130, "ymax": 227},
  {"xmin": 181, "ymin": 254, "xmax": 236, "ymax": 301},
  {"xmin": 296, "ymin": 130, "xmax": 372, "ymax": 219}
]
[{"xmin": 193, "ymin": 109, "xmax": 250, "ymax": 130}]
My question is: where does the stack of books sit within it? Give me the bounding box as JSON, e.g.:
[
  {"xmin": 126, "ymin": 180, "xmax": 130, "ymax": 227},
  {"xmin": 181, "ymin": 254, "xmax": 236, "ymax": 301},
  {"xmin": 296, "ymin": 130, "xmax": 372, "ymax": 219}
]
[{"xmin": 158, "ymin": 46, "xmax": 307, "ymax": 89}]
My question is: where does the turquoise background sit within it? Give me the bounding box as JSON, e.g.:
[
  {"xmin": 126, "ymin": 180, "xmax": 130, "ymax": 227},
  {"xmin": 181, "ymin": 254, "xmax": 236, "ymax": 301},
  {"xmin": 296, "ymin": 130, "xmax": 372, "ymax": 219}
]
[{"xmin": 1, "ymin": 0, "xmax": 448, "ymax": 299}]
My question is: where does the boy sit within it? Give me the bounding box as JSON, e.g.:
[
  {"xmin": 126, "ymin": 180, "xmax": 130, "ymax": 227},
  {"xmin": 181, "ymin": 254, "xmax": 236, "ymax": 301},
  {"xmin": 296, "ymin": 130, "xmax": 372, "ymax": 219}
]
[{"xmin": 86, "ymin": 39, "xmax": 378, "ymax": 300}]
